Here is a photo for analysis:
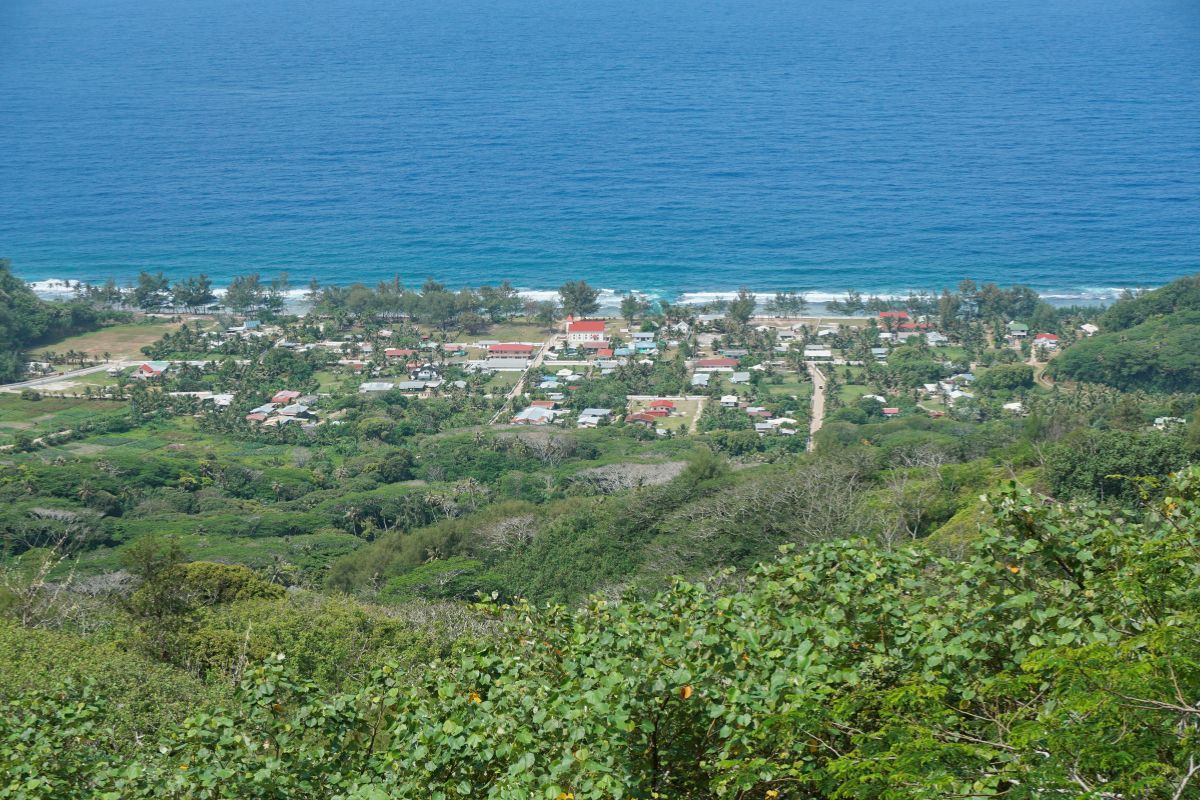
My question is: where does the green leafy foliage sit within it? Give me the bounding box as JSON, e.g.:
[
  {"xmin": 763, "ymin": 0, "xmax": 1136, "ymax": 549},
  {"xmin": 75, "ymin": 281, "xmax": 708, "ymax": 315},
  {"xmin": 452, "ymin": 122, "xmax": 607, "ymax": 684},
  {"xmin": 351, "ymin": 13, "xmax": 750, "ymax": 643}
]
[
  {"xmin": 1044, "ymin": 428, "xmax": 1189, "ymax": 502},
  {"xmin": 0, "ymin": 260, "xmax": 103, "ymax": 382},
  {"xmin": 4, "ymin": 469, "xmax": 1200, "ymax": 797},
  {"xmin": 1050, "ymin": 310, "xmax": 1200, "ymax": 392}
]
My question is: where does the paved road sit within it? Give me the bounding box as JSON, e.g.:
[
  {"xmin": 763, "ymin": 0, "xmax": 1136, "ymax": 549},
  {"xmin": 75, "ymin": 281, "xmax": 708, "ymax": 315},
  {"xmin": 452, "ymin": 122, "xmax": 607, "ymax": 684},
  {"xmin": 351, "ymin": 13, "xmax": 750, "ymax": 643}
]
[
  {"xmin": 0, "ymin": 362, "xmax": 126, "ymax": 393},
  {"xmin": 806, "ymin": 361, "xmax": 827, "ymax": 452},
  {"xmin": 489, "ymin": 334, "xmax": 559, "ymax": 424}
]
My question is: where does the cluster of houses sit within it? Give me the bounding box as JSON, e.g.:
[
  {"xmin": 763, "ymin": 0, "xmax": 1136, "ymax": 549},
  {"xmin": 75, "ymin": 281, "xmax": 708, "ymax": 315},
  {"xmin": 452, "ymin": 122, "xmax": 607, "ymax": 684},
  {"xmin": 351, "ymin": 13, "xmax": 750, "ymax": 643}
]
[
  {"xmin": 874, "ymin": 311, "xmax": 950, "ymax": 346},
  {"xmin": 1005, "ymin": 321, "xmax": 1060, "ymax": 350},
  {"xmin": 510, "ymin": 396, "xmax": 695, "ymax": 432},
  {"xmin": 715, "ymin": 394, "xmax": 799, "ymax": 435},
  {"xmin": 921, "ymin": 373, "xmax": 977, "ymax": 405},
  {"xmin": 358, "ymin": 362, "xmax": 459, "ymax": 396},
  {"xmin": 509, "ymin": 399, "xmax": 612, "ymax": 428},
  {"xmin": 245, "ymin": 389, "xmax": 320, "ymax": 427}
]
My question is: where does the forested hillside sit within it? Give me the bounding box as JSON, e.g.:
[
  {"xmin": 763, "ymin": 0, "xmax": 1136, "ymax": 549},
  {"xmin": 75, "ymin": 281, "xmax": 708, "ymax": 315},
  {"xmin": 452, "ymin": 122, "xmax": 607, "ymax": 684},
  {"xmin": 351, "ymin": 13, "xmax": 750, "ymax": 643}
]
[
  {"xmin": 1051, "ymin": 277, "xmax": 1200, "ymax": 392},
  {"xmin": 0, "ymin": 261, "xmax": 105, "ymax": 382},
  {"xmin": 3, "ymin": 470, "xmax": 1199, "ymax": 798}
]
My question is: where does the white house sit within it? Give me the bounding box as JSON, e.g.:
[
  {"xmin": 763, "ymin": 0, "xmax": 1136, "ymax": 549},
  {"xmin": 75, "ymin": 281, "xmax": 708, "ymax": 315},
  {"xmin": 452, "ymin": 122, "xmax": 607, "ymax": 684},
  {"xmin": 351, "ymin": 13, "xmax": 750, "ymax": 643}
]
[
  {"xmin": 566, "ymin": 320, "xmax": 607, "ymax": 343},
  {"xmin": 577, "ymin": 408, "xmax": 612, "ymax": 428}
]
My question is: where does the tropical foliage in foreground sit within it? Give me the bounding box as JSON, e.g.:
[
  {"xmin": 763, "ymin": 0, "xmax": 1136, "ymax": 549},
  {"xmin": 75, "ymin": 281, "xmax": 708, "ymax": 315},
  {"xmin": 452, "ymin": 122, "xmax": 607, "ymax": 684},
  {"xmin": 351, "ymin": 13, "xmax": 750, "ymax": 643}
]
[{"xmin": 4, "ymin": 469, "xmax": 1200, "ymax": 799}]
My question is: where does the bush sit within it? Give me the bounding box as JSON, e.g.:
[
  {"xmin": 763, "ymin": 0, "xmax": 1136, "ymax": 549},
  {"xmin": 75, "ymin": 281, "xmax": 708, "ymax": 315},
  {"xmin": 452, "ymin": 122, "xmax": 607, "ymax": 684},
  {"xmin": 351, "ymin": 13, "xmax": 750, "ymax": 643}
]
[{"xmin": 7, "ymin": 469, "xmax": 1200, "ymax": 798}]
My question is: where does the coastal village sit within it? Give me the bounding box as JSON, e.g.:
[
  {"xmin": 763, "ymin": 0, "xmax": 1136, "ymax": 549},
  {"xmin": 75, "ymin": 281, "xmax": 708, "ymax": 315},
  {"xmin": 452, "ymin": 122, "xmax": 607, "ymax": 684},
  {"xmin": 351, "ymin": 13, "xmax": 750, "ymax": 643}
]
[{"xmin": 3, "ymin": 283, "xmax": 1112, "ymax": 455}]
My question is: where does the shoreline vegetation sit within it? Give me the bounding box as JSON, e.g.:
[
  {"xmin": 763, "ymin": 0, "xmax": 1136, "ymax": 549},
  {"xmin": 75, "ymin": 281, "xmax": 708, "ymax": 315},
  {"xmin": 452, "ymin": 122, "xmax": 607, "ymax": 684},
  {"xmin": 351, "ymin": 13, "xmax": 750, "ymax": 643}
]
[
  {"xmin": 3, "ymin": 256, "xmax": 1200, "ymax": 797},
  {"xmin": 25, "ymin": 273, "xmax": 1134, "ymax": 313}
]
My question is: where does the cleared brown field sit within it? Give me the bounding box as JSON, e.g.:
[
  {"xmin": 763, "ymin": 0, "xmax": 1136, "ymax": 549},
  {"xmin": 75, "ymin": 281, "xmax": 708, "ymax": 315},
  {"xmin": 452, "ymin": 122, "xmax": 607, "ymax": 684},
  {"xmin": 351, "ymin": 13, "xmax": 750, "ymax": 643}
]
[{"xmin": 37, "ymin": 321, "xmax": 184, "ymax": 360}]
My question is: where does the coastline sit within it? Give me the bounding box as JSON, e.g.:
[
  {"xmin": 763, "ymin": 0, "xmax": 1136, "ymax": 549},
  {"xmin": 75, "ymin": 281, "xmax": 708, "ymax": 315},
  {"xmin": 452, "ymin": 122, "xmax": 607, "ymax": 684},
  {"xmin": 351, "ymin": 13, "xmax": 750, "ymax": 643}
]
[{"xmin": 25, "ymin": 276, "xmax": 1130, "ymax": 313}]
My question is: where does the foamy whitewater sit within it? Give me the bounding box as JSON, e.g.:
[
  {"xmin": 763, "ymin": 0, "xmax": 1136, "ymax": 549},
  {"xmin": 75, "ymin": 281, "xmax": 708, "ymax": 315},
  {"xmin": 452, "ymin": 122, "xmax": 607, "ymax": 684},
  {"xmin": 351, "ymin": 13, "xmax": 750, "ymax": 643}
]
[{"xmin": 27, "ymin": 279, "xmax": 1126, "ymax": 315}]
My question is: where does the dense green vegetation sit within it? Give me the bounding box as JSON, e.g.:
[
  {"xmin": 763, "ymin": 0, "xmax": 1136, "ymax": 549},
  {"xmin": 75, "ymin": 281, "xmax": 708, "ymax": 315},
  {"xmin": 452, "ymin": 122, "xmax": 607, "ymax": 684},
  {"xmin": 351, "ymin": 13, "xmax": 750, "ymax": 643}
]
[
  {"xmin": 1051, "ymin": 277, "xmax": 1200, "ymax": 392},
  {"xmin": 0, "ymin": 260, "xmax": 108, "ymax": 382},
  {"xmin": 3, "ymin": 471, "xmax": 1200, "ymax": 798},
  {"xmin": 4, "ymin": 269, "xmax": 1200, "ymax": 797}
]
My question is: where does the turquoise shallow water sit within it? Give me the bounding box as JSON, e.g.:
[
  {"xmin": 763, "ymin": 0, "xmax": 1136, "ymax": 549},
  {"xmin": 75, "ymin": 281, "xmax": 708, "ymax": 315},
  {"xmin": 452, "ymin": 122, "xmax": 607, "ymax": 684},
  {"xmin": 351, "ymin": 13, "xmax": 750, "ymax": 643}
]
[{"xmin": 1, "ymin": 0, "xmax": 1199, "ymax": 300}]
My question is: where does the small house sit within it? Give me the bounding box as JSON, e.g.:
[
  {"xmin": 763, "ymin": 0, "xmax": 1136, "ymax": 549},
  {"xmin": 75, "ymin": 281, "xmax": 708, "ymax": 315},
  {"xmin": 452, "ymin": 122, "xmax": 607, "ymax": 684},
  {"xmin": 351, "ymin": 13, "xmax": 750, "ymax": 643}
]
[
  {"xmin": 512, "ymin": 406, "xmax": 559, "ymax": 425},
  {"xmin": 278, "ymin": 404, "xmax": 312, "ymax": 418},
  {"xmin": 272, "ymin": 390, "xmax": 301, "ymax": 404},
  {"xmin": 133, "ymin": 361, "xmax": 171, "ymax": 380},
  {"xmin": 695, "ymin": 357, "xmax": 738, "ymax": 371},
  {"xmin": 578, "ymin": 408, "xmax": 612, "ymax": 428}
]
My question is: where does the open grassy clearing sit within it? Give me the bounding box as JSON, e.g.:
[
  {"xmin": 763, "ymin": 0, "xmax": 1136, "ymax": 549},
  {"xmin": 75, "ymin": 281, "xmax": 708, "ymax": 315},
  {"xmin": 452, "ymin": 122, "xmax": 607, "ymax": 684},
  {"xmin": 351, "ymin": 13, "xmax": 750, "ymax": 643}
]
[
  {"xmin": 0, "ymin": 395, "xmax": 127, "ymax": 444},
  {"xmin": 764, "ymin": 377, "xmax": 814, "ymax": 398},
  {"xmin": 839, "ymin": 384, "xmax": 872, "ymax": 404},
  {"xmin": 440, "ymin": 321, "xmax": 551, "ymax": 344},
  {"xmin": 37, "ymin": 321, "xmax": 184, "ymax": 360}
]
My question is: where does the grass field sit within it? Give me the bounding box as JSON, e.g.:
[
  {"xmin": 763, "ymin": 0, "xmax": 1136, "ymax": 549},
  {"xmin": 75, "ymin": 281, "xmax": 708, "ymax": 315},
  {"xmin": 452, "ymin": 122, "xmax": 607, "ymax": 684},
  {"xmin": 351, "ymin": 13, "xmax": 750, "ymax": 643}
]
[
  {"xmin": 766, "ymin": 379, "xmax": 814, "ymax": 399},
  {"xmin": 442, "ymin": 321, "xmax": 551, "ymax": 344},
  {"xmin": 839, "ymin": 384, "xmax": 873, "ymax": 404},
  {"xmin": 38, "ymin": 321, "xmax": 184, "ymax": 360},
  {"xmin": 0, "ymin": 395, "xmax": 128, "ymax": 444},
  {"xmin": 484, "ymin": 372, "xmax": 521, "ymax": 391}
]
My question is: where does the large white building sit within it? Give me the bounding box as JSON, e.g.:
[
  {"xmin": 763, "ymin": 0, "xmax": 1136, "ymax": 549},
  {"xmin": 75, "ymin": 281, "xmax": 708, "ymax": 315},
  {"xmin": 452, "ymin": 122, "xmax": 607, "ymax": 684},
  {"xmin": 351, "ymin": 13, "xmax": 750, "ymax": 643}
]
[{"xmin": 566, "ymin": 319, "xmax": 606, "ymax": 343}]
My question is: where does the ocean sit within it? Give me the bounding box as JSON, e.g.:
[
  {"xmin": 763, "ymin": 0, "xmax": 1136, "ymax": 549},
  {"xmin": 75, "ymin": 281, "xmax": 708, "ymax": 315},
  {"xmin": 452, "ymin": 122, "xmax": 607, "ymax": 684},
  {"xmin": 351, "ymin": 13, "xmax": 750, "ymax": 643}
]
[{"xmin": 2, "ymin": 0, "xmax": 1199, "ymax": 303}]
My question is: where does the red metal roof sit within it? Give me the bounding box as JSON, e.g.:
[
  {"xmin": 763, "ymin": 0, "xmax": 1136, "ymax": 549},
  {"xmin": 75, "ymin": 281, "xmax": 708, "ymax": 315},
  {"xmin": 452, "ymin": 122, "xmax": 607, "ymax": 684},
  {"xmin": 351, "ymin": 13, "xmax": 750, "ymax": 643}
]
[{"xmin": 567, "ymin": 320, "xmax": 606, "ymax": 333}]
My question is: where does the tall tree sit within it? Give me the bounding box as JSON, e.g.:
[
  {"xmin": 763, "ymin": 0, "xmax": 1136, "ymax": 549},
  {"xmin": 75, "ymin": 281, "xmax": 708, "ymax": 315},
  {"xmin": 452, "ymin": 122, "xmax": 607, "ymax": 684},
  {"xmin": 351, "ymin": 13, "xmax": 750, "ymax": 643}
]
[
  {"xmin": 172, "ymin": 274, "xmax": 216, "ymax": 312},
  {"xmin": 223, "ymin": 273, "xmax": 264, "ymax": 314},
  {"xmin": 620, "ymin": 292, "xmax": 650, "ymax": 327},
  {"xmin": 527, "ymin": 300, "xmax": 560, "ymax": 330},
  {"xmin": 558, "ymin": 281, "xmax": 600, "ymax": 318},
  {"xmin": 727, "ymin": 287, "xmax": 757, "ymax": 325},
  {"xmin": 133, "ymin": 271, "xmax": 171, "ymax": 311}
]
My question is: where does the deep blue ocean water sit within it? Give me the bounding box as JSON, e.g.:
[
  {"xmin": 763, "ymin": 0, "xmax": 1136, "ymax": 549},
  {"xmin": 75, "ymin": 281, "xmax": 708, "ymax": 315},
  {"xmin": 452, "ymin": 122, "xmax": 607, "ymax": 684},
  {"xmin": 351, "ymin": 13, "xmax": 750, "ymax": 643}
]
[{"xmin": 2, "ymin": 0, "xmax": 1199, "ymax": 302}]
